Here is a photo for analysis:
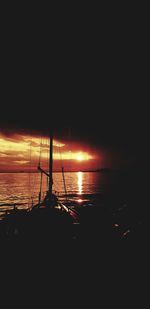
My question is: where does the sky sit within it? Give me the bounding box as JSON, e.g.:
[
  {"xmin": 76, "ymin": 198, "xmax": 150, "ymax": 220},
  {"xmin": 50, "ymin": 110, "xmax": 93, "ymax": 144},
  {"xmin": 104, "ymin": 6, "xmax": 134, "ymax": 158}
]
[
  {"xmin": 0, "ymin": 81, "xmax": 147, "ymax": 172},
  {"xmin": 0, "ymin": 115, "xmax": 143, "ymax": 172},
  {"xmin": 0, "ymin": 130, "xmax": 108, "ymax": 172},
  {"xmin": 0, "ymin": 17, "xmax": 148, "ymax": 173}
]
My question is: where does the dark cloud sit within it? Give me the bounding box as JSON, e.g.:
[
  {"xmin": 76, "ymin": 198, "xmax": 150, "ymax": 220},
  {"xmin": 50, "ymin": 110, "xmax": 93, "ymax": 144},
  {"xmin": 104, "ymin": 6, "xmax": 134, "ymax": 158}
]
[
  {"xmin": 0, "ymin": 103, "xmax": 146, "ymax": 155},
  {"xmin": 0, "ymin": 20, "xmax": 148, "ymax": 171}
]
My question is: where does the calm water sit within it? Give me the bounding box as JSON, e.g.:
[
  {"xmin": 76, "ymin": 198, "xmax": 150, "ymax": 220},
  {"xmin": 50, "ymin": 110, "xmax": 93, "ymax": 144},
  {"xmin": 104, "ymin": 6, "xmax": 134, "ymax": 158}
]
[
  {"xmin": 0, "ymin": 171, "xmax": 109, "ymax": 207},
  {"xmin": 0, "ymin": 171, "xmax": 129, "ymax": 219},
  {"xmin": 1, "ymin": 171, "xmax": 143, "ymax": 241}
]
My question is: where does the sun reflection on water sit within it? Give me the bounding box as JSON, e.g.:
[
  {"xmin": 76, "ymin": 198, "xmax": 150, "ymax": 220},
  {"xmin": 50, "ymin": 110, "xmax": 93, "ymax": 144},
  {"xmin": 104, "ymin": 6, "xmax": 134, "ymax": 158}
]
[{"xmin": 77, "ymin": 171, "xmax": 83, "ymax": 195}]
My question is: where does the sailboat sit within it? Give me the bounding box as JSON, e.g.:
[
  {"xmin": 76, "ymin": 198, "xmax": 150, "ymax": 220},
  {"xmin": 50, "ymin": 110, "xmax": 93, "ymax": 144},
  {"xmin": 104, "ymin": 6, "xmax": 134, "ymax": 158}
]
[
  {"xmin": 33, "ymin": 131, "xmax": 69, "ymax": 209},
  {"xmin": 0, "ymin": 131, "xmax": 79, "ymax": 241}
]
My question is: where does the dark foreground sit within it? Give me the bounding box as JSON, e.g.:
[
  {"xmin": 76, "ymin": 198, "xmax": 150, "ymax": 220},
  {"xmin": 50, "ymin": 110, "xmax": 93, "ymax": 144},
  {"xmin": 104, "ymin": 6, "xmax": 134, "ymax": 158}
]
[
  {"xmin": 1, "ymin": 172, "xmax": 149, "ymax": 307},
  {"xmin": 0, "ymin": 168, "xmax": 149, "ymax": 264}
]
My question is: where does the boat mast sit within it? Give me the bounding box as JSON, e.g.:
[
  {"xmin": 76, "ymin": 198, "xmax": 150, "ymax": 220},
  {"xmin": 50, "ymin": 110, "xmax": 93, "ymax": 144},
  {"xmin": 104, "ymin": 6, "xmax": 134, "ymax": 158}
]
[{"xmin": 49, "ymin": 130, "xmax": 53, "ymax": 195}]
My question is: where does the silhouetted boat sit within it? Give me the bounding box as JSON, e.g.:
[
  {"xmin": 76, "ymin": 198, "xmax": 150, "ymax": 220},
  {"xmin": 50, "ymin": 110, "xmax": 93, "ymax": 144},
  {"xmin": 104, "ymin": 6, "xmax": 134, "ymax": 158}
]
[{"xmin": 0, "ymin": 131, "xmax": 79, "ymax": 241}]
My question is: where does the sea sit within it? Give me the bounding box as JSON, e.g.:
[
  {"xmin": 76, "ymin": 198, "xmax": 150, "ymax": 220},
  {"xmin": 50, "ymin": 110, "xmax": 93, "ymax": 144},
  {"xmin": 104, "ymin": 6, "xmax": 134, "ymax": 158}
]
[
  {"xmin": 0, "ymin": 171, "xmax": 130, "ymax": 217},
  {"xmin": 0, "ymin": 170, "xmax": 148, "ymax": 247}
]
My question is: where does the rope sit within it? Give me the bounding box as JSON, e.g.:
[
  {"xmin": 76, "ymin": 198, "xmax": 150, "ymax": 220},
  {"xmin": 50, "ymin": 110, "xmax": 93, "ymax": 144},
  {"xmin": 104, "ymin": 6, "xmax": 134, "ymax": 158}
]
[
  {"xmin": 38, "ymin": 136, "xmax": 43, "ymax": 204},
  {"xmin": 59, "ymin": 146, "xmax": 68, "ymax": 202},
  {"xmin": 46, "ymin": 138, "xmax": 49, "ymax": 191},
  {"xmin": 31, "ymin": 136, "xmax": 43, "ymax": 205},
  {"xmin": 38, "ymin": 136, "xmax": 43, "ymax": 167},
  {"xmin": 39, "ymin": 172, "xmax": 43, "ymax": 204},
  {"xmin": 28, "ymin": 138, "xmax": 33, "ymax": 207}
]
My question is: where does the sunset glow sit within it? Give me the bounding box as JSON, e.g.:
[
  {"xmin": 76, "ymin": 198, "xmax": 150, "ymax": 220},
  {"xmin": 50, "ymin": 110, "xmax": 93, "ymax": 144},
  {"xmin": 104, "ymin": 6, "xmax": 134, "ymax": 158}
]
[
  {"xmin": 0, "ymin": 133, "xmax": 93, "ymax": 171},
  {"xmin": 76, "ymin": 153, "xmax": 85, "ymax": 161}
]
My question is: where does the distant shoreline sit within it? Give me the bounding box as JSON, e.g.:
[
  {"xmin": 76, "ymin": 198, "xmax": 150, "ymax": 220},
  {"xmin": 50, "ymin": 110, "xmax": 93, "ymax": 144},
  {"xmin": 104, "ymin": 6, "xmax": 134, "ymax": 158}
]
[
  {"xmin": 0, "ymin": 168, "xmax": 116, "ymax": 173},
  {"xmin": 0, "ymin": 170, "xmax": 99, "ymax": 173}
]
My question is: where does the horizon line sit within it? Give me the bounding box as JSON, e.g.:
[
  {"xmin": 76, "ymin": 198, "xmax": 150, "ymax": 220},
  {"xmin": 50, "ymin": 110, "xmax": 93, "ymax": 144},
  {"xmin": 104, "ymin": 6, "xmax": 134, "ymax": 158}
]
[{"xmin": 0, "ymin": 168, "xmax": 112, "ymax": 173}]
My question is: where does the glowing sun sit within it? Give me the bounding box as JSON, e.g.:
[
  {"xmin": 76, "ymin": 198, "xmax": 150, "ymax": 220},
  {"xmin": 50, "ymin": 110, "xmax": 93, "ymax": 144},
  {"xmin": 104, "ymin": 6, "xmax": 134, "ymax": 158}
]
[
  {"xmin": 76, "ymin": 154, "xmax": 84, "ymax": 161},
  {"xmin": 75, "ymin": 152, "xmax": 93, "ymax": 161}
]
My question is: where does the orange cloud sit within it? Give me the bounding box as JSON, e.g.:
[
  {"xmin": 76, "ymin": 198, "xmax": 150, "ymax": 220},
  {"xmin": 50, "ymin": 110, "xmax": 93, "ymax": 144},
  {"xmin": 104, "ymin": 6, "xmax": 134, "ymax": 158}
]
[{"xmin": 0, "ymin": 133, "xmax": 94, "ymax": 171}]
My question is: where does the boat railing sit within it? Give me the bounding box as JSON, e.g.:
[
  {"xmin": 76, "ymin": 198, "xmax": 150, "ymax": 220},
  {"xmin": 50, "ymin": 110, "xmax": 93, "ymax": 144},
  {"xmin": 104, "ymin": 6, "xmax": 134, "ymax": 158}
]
[{"xmin": 58, "ymin": 202, "xmax": 79, "ymax": 223}]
